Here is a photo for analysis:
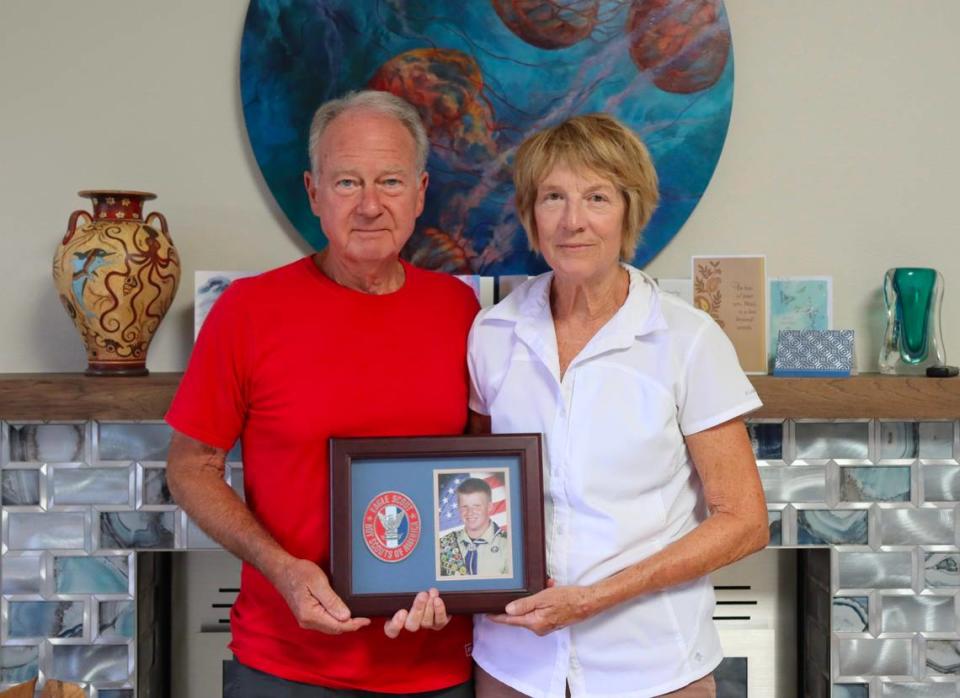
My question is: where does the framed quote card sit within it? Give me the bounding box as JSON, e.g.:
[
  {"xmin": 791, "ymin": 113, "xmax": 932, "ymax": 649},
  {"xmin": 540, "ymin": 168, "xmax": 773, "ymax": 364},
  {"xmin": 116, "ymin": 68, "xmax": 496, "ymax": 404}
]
[{"xmin": 692, "ymin": 255, "xmax": 767, "ymax": 374}]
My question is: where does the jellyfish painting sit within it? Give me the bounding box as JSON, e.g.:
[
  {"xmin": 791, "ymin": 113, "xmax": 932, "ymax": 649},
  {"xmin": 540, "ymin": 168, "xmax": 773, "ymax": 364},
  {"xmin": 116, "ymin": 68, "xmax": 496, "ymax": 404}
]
[
  {"xmin": 491, "ymin": 0, "xmax": 600, "ymax": 49},
  {"xmin": 240, "ymin": 0, "xmax": 734, "ymax": 274},
  {"xmin": 625, "ymin": 0, "xmax": 731, "ymax": 94},
  {"xmin": 367, "ymin": 48, "xmax": 499, "ymax": 166}
]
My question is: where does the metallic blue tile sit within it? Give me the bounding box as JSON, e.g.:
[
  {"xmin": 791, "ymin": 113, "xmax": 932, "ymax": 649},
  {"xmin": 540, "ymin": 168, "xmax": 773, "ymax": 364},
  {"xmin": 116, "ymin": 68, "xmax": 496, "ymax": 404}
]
[
  {"xmin": 838, "ymin": 552, "xmax": 912, "ymax": 589},
  {"xmin": 926, "ymin": 639, "xmax": 960, "ymax": 675},
  {"xmin": 2, "ymin": 553, "xmax": 43, "ymax": 594},
  {"xmin": 881, "ymin": 595, "xmax": 956, "ymax": 633},
  {"xmin": 1, "ymin": 469, "xmax": 40, "ymax": 505},
  {"xmin": 796, "ymin": 422, "xmax": 869, "ymax": 460},
  {"xmin": 919, "ymin": 422, "xmax": 955, "ymax": 459},
  {"xmin": 768, "ymin": 510, "xmax": 782, "ymax": 546},
  {"xmin": 99, "ymin": 600, "xmax": 134, "ymax": 639},
  {"xmin": 99, "ymin": 511, "xmax": 174, "ymax": 549},
  {"xmin": 55, "ymin": 555, "xmax": 129, "ymax": 594},
  {"xmin": 142, "ymin": 468, "xmax": 172, "ymax": 505},
  {"xmin": 881, "ymin": 684, "xmax": 955, "ymax": 698},
  {"xmin": 840, "ymin": 466, "xmax": 910, "ymax": 503},
  {"xmin": 51, "ymin": 644, "xmax": 128, "ymax": 683},
  {"xmin": 923, "ymin": 465, "xmax": 960, "ymax": 501},
  {"xmin": 834, "ymin": 597, "xmax": 868, "ymax": 632},
  {"xmin": 8, "ymin": 423, "xmax": 84, "ymax": 463},
  {"xmin": 925, "ymin": 553, "xmax": 960, "ymax": 588},
  {"xmin": 880, "ymin": 508, "xmax": 955, "ymax": 546},
  {"xmin": 8, "ymin": 601, "xmax": 84, "ymax": 639},
  {"xmin": 0, "ymin": 646, "xmax": 39, "ymax": 684},
  {"xmin": 879, "ymin": 422, "xmax": 919, "ymax": 460},
  {"xmin": 798, "ymin": 510, "xmax": 868, "ymax": 545},
  {"xmin": 837, "ymin": 638, "xmax": 911, "ymax": 676},
  {"xmin": 52, "ymin": 467, "xmax": 130, "ymax": 505},
  {"xmin": 748, "ymin": 422, "xmax": 783, "ymax": 460},
  {"xmin": 761, "ymin": 466, "xmax": 827, "ymax": 503},
  {"xmin": 98, "ymin": 423, "xmax": 170, "ymax": 461},
  {"xmin": 8, "ymin": 512, "xmax": 85, "ymax": 550}
]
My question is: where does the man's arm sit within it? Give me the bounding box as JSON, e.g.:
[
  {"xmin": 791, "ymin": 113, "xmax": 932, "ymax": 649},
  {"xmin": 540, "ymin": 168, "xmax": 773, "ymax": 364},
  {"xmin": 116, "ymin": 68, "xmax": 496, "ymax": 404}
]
[{"xmin": 166, "ymin": 430, "xmax": 370, "ymax": 634}]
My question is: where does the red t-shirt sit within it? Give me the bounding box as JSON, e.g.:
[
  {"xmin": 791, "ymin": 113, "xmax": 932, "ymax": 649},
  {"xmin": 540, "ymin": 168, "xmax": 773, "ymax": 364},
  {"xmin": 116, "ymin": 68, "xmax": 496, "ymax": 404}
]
[{"xmin": 166, "ymin": 256, "xmax": 479, "ymax": 692}]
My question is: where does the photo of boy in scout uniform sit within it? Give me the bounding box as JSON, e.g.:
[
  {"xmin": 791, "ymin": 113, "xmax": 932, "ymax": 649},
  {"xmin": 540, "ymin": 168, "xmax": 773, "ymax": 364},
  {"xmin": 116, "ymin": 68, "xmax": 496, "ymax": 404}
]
[{"xmin": 438, "ymin": 477, "xmax": 510, "ymax": 578}]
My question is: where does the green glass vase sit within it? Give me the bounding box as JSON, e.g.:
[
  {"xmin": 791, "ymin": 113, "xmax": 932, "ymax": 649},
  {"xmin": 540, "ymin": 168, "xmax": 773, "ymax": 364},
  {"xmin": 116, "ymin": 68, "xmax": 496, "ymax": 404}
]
[{"xmin": 879, "ymin": 267, "xmax": 946, "ymax": 374}]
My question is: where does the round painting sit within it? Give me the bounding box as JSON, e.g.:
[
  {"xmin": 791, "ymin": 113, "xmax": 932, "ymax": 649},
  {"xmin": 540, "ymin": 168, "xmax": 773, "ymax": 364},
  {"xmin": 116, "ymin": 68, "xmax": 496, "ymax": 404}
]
[{"xmin": 240, "ymin": 0, "xmax": 733, "ymax": 274}]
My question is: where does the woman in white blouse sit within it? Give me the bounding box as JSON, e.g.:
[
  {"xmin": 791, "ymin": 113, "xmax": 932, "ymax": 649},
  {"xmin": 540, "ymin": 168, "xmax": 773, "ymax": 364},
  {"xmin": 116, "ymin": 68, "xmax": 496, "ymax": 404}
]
[{"xmin": 467, "ymin": 114, "xmax": 769, "ymax": 698}]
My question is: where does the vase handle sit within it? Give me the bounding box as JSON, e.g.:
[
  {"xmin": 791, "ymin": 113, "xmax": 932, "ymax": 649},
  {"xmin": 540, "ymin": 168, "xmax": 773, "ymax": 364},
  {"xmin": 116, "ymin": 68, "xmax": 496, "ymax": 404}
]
[
  {"xmin": 63, "ymin": 210, "xmax": 93, "ymax": 244},
  {"xmin": 145, "ymin": 211, "xmax": 172, "ymax": 241}
]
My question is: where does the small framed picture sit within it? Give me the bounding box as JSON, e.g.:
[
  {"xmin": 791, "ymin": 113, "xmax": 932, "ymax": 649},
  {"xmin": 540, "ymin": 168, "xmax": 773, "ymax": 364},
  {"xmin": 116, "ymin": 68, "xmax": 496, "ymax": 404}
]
[{"xmin": 329, "ymin": 434, "xmax": 545, "ymax": 615}]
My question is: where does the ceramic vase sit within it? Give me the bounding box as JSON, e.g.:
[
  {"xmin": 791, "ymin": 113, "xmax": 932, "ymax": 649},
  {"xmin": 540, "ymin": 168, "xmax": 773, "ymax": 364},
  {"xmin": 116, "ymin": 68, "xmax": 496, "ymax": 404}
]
[
  {"xmin": 879, "ymin": 267, "xmax": 946, "ymax": 375},
  {"xmin": 52, "ymin": 190, "xmax": 180, "ymax": 376}
]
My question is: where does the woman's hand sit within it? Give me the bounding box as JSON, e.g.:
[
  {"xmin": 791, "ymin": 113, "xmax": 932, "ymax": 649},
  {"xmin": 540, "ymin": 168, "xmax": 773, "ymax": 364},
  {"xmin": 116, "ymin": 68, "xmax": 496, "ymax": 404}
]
[{"xmin": 488, "ymin": 581, "xmax": 599, "ymax": 636}]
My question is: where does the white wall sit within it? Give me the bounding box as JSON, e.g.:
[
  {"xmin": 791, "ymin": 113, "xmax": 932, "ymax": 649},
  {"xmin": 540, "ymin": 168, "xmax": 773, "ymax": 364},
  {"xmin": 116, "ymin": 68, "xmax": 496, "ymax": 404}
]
[{"xmin": 2, "ymin": 1, "xmax": 957, "ymax": 372}]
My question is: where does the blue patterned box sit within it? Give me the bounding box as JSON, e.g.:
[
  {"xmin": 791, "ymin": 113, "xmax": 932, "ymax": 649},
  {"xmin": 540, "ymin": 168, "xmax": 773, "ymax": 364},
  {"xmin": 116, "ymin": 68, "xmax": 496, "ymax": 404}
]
[{"xmin": 773, "ymin": 329, "xmax": 855, "ymax": 377}]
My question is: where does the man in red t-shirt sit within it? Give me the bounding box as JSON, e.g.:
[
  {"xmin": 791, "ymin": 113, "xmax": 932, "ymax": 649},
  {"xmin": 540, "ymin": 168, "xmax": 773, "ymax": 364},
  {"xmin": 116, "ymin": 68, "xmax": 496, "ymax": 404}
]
[{"xmin": 166, "ymin": 91, "xmax": 479, "ymax": 696}]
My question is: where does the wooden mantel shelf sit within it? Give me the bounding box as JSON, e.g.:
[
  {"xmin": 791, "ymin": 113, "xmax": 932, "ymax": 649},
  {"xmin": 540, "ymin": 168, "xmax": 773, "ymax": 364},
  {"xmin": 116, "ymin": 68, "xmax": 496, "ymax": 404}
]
[
  {"xmin": 0, "ymin": 373, "xmax": 182, "ymax": 421},
  {"xmin": 1, "ymin": 373, "xmax": 960, "ymax": 421},
  {"xmin": 748, "ymin": 375, "xmax": 960, "ymax": 420}
]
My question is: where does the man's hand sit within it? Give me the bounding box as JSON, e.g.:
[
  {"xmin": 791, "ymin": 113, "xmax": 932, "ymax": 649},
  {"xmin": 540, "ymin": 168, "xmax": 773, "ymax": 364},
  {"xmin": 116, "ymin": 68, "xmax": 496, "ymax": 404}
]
[
  {"xmin": 271, "ymin": 557, "xmax": 370, "ymax": 635},
  {"xmin": 487, "ymin": 583, "xmax": 598, "ymax": 636},
  {"xmin": 383, "ymin": 588, "xmax": 450, "ymax": 639}
]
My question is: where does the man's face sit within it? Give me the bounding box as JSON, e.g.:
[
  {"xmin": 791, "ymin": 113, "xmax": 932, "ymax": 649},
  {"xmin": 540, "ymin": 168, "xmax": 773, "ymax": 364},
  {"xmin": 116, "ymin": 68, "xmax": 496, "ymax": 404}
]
[
  {"xmin": 304, "ymin": 109, "xmax": 427, "ymax": 268},
  {"xmin": 458, "ymin": 491, "xmax": 494, "ymax": 538}
]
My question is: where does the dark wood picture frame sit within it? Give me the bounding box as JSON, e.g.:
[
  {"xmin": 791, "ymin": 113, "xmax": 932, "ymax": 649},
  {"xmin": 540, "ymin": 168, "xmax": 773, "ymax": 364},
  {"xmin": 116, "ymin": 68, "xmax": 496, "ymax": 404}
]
[{"xmin": 330, "ymin": 433, "xmax": 545, "ymax": 616}]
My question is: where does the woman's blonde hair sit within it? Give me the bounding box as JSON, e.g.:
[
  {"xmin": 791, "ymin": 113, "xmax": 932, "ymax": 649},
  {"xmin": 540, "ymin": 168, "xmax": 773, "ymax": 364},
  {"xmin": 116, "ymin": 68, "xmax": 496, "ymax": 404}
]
[{"xmin": 513, "ymin": 114, "xmax": 659, "ymax": 261}]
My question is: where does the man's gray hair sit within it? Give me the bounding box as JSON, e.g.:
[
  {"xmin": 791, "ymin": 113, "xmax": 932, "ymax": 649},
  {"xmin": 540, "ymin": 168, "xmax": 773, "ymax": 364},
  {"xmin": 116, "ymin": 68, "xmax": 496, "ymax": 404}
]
[{"xmin": 307, "ymin": 90, "xmax": 429, "ymax": 175}]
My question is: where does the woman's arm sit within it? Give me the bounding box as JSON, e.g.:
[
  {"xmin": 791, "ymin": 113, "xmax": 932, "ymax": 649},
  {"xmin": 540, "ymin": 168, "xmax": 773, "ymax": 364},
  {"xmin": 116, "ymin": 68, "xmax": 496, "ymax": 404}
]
[{"xmin": 490, "ymin": 417, "xmax": 768, "ymax": 635}]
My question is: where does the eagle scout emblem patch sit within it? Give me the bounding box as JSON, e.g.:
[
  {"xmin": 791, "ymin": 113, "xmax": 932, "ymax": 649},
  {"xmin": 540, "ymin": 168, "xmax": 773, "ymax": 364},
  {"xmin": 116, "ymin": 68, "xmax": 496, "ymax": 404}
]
[{"xmin": 362, "ymin": 491, "xmax": 421, "ymax": 562}]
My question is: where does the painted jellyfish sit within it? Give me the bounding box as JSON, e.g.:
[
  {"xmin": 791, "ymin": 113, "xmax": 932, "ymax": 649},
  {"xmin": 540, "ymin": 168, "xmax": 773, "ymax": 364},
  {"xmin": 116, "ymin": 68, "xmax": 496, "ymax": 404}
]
[
  {"xmin": 369, "ymin": 48, "xmax": 507, "ymax": 272},
  {"xmin": 367, "ymin": 48, "xmax": 499, "ymax": 167},
  {"xmin": 491, "ymin": 0, "xmax": 600, "ymax": 49},
  {"xmin": 626, "ymin": 0, "xmax": 730, "ymax": 94}
]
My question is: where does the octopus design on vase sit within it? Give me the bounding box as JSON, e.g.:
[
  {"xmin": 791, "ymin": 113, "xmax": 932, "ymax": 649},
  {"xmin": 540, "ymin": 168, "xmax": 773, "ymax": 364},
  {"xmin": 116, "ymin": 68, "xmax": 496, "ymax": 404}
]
[{"xmin": 52, "ymin": 190, "xmax": 180, "ymax": 376}]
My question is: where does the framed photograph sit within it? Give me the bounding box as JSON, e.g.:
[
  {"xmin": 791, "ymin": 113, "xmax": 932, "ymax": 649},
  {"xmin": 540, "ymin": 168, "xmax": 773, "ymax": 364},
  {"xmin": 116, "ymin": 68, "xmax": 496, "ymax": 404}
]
[{"xmin": 329, "ymin": 434, "xmax": 545, "ymax": 615}]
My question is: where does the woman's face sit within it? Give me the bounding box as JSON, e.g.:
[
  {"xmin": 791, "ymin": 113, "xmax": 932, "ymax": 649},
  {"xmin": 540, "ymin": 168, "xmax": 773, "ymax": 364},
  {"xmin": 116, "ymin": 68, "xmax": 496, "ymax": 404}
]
[{"xmin": 533, "ymin": 163, "xmax": 625, "ymax": 284}]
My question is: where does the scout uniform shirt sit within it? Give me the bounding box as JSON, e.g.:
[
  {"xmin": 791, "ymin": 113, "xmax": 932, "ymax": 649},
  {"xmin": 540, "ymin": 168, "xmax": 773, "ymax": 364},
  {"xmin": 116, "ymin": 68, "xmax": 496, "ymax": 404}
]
[{"xmin": 439, "ymin": 521, "xmax": 510, "ymax": 577}]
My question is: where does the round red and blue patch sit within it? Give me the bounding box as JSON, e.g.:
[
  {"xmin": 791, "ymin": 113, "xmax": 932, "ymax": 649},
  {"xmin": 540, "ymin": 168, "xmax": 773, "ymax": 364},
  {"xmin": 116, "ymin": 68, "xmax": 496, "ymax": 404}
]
[{"xmin": 362, "ymin": 491, "xmax": 421, "ymax": 562}]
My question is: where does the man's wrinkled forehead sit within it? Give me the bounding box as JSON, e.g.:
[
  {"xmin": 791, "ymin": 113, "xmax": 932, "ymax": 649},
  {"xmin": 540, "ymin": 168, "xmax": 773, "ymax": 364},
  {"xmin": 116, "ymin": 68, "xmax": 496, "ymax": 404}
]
[{"xmin": 320, "ymin": 108, "xmax": 414, "ymax": 148}]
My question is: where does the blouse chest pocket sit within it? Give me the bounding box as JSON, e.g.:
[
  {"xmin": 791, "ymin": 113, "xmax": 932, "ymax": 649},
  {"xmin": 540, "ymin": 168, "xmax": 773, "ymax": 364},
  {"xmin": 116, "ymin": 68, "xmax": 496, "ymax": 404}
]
[
  {"xmin": 565, "ymin": 363, "xmax": 684, "ymax": 497},
  {"xmin": 485, "ymin": 341, "xmax": 560, "ymax": 435}
]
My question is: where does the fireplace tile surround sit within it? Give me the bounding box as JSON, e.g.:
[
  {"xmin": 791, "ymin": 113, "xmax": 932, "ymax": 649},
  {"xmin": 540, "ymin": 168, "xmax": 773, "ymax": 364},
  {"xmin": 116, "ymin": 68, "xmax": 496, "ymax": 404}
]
[{"xmin": 2, "ymin": 375, "xmax": 960, "ymax": 696}]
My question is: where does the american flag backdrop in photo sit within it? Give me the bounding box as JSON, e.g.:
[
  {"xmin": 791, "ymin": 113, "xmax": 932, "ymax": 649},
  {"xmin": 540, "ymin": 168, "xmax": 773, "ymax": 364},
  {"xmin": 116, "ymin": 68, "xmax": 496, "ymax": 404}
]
[{"xmin": 437, "ymin": 471, "xmax": 508, "ymax": 537}]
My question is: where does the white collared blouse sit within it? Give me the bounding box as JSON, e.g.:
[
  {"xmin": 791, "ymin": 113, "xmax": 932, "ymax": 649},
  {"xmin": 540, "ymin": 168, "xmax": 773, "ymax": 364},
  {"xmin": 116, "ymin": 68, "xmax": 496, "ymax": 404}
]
[{"xmin": 467, "ymin": 265, "xmax": 762, "ymax": 698}]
